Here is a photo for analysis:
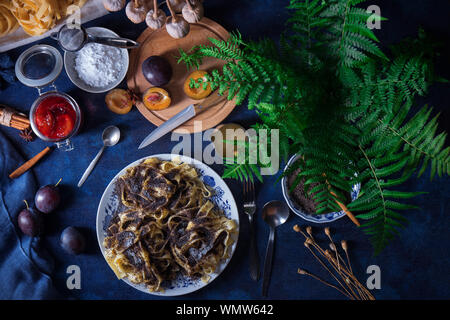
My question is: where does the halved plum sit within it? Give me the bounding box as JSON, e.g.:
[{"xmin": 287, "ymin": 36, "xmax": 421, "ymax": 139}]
[
  {"xmin": 143, "ymin": 87, "xmax": 171, "ymax": 111},
  {"xmin": 54, "ymin": 114, "xmax": 75, "ymax": 138},
  {"xmin": 184, "ymin": 70, "xmax": 212, "ymax": 100},
  {"xmin": 105, "ymin": 89, "xmax": 133, "ymax": 114},
  {"xmin": 35, "ymin": 110, "xmax": 55, "ymax": 137}
]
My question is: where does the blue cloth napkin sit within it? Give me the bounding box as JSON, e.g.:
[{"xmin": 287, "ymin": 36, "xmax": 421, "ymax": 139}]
[
  {"xmin": 0, "ymin": 53, "xmax": 16, "ymax": 91},
  {"xmin": 0, "ymin": 131, "xmax": 59, "ymax": 299}
]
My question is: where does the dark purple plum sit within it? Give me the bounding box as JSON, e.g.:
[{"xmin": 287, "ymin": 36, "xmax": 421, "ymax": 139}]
[
  {"xmin": 17, "ymin": 208, "xmax": 43, "ymax": 237},
  {"xmin": 35, "ymin": 185, "xmax": 60, "ymax": 213},
  {"xmin": 142, "ymin": 56, "xmax": 172, "ymax": 86},
  {"xmin": 60, "ymin": 226, "xmax": 86, "ymax": 255}
]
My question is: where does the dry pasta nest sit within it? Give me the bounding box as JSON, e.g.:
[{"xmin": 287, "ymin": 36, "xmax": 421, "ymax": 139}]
[{"xmin": 0, "ymin": 0, "xmax": 88, "ymax": 37}]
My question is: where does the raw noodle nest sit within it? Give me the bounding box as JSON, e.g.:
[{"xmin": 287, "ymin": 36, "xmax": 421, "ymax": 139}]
[
  {"xmin": 1, "ymin": 0, "xmax": 88, "ymax": 37},
  {"xmin": 0, "ymin": 1, "xmax": 19, "ymax": 36}
]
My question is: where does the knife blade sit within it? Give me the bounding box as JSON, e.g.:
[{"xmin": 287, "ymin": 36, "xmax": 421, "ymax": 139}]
[
  {"xmin": 138, "ymin": 104, "xmax": 196, "ymax": 149},
  {"xmin": 138, "ymin": 93, "xmax": 226, "ymax": 150}
]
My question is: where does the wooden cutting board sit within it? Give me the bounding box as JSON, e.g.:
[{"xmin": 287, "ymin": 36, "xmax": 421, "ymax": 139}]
[{"xmin": 127, "ymin": 17, "xmax": 235, "ymax": 133}]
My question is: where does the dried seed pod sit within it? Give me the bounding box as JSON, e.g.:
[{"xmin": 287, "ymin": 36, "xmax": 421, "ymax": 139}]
[
  {"xmin": 182, "ymin": 0, "xmax": 204, "ymax": 23},
  {"xmin": 341, "ymin": 240, "xmax": 348, "ymax": 250},
  {"xmin": 293, "ymin": 225, "xmax": 301, "ymax": 233},
  {"xmin": 329, "ymin": 242, "xmax": 337, "ymax": 251},
  {"xmin": 166, "ymin": 15, "xmax": 190, "ymax": 38},
  {"xmin": 146, "ymin": 0, "xmax": 166, "ymax": 29},
  {"xmin": 168, "ymin": 0, "xmax": 185, "ymax": 13},
  {"xmin": 297, "ymin": 268, "xmax": 307, "ymax": 275},
  {"xmin": 324, "ymin": 227, "xmax": 331, "ymax": 236},
  {"xmin": 306, "ymin": 226, "xmax": 313, "ymax": 237},
  {"xmin": 103, "ymin": 0, "xmax": 126, "ymax": 12},
  {"xmin": 166, "ymin": 0, "xmax": 190, "ymax": 38},
  {"xmin": 126, "ymin": 0, "xmax": 148, "ymax": 24}
]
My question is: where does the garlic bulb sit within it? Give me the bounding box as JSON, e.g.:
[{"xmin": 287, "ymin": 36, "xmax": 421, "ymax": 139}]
[
  {"xmin": 168, "ymin": 0, "xmax": 185, "ymax": 13},
  {"xmin": 146, "ymin": 0, "xmax": 166, "ymax": 30},
  {"xmin": 182, "ymin": 0, "xmax": 204, "ymax": 23},
  {"xmin": 126, "ymin": 0, "xmax": 148, "ymax": 24},
  {"xmin": 103, "ymin": 0, "xmax": 126, "ymax": 12},
  {"xmin": 166, "ymin": 15, "xmax": 190, "ymax": 38}
]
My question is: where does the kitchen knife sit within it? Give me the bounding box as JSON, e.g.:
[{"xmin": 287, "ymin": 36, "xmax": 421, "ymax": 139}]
[{"xmin": 138, "ymin": 93, "xmax": 225, "ymax": 150}]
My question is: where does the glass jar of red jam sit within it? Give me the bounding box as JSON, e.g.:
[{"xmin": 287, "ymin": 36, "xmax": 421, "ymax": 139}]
[
  {"xmin": 30, "ymin": 92, "xmax": 82, "ymax": 149},
  {"xmin": 15, "ymin": 44, "xmax": 82, "ymax": 151}
]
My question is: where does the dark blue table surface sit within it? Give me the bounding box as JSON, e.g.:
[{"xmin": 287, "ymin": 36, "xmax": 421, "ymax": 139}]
[{"xmin": 1, "ymin": 0, "xmax": 449, "ymax": 300}]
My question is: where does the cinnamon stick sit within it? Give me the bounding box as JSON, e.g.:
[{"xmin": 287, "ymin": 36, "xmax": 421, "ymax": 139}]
[
  {"xmin": 12, "ymin": 114, "xmax": 30, "ymax": 125},
  {"xmin": 9, "ymin": 147, "xmax": 52, "ymax": 179},
  {"xmin": 11, "ymin": 120, "xmax": 29, "ymax": 130},
  {"xmin": 0, "ymin": 107, "xmax": 30, "ymax": 130}
]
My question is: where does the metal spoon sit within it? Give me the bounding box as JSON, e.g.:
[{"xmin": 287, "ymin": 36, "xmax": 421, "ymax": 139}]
[
  {"xmin": 78, "ymin": 126, "xmax": 120, "ymax": 187},
  {"xmin": 261, "ymin": 200, "xmax": 290, "ymax": 297},
  {"xmin": 51, "ymin": 25, "xmax": 139, "ymax": 52}
]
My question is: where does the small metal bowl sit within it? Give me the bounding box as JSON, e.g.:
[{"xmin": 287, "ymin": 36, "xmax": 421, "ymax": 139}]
[
  {"xmin": 281, "ymin": 154, "xmax": 361, "ymax": 224},
  {"xmin": 64, "ymin": 27, "xmax": 129, "ymax": 93}
]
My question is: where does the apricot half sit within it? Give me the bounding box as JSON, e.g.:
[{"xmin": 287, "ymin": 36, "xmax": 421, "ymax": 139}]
[
  {"xmin": 184, "ymin": 70, "xmax": 212, "ymax": 100},
  {"xmin": 143, "ymin": 87, "xmax": 171, "ymax": 111},
  {"xmin": 105, "ymin": 89, "xmax": 133, "ymax": 114}
]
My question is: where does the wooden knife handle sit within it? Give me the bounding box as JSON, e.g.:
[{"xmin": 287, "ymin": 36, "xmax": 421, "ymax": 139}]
[{"xmin": 193, "ymin": 92, "xmax": 227, "ymax": 114}]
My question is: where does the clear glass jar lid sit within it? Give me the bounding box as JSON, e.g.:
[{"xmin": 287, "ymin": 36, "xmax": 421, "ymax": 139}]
[{"xmin": 15, "ymin": 44, "xmax": 63, "ymax": 88}]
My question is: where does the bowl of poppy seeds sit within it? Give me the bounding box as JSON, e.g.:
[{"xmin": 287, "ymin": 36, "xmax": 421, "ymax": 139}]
[{"xmin": 281, "ymin": 154, "xmax": 360, "ymax": 224}]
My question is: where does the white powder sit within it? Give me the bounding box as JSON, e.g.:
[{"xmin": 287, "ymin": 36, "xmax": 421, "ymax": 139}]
[{"xmin": 74, "ymin": 43, "xmax": 124, "ymax": 87}]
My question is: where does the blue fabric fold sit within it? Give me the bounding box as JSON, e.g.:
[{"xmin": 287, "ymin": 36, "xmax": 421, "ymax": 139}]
[
  {"xmin": 0, "ymin": 53, "xmax": 16, "ymax": 91},
  {"xmin": 0, "ymin": 131, "xmax": 59, "ymax": 299}
]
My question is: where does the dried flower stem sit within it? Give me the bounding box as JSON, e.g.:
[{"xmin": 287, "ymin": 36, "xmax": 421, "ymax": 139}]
[
  {"xmin": 153, "ymin": 0, "xmax": 158, "ymax": 18},
  {"xmin": 326, "ymin": 253, "xmax": 371, "ymax": 298},
  {"xmin": 341, "ymin": 240, "xmax": 353, "ymax": 274},
  {"xmin": 325, "ymin": 248, "xmax": 374, "ymax": 300},
  {"xmin": 325, "ymin": 228, "xmax": 341, "ymax": 271},
  {"xmin": 305, "ymin": 242, "xmax": 356, "ymax": 299},
  {"xmin": 298, "ymin": 268, "xmax": 352, "ymax": 299},
  {"xmin": 166, "ymin": 0, "xmax": 177, "ymax": 20},
  {"xmin": 294, "ymin": 225, "xmax": 375, "ymax": 300},
  {"xmin": 324, "ymin": 250, "xmax": 359, "ymax": 299}
]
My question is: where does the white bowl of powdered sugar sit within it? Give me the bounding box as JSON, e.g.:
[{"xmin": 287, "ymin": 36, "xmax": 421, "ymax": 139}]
[{"xmin": 64, "ymin": 27, "xmax": 129, "ymax": 93}]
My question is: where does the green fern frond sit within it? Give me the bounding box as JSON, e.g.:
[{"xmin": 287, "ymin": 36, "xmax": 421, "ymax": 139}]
[
  {"xmin": 322, "ymin": 0, "xmax": 388, "ymax": 67},
  {"xmin": 178, "ymin": 34, "xmax": 303, "ymax": 108},
  {"xmin": 347, "ymin": 146, "xmax": 419, "ymax": 254},
  {"xmin": 177, "ymin": 0, "xmax": 449, "ymax": 255},
  {"xmin": 222, "ymin": 163, "xmax": 262, "ymax": 183},
  {"xmin": 352, "ymin": 100, "xmax": 449, "ymax": 253}
]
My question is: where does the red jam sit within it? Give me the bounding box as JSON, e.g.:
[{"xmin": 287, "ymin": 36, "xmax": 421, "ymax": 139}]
[{"xmin": 34, "ymin": 95, "xmax": 76, "ymax": 140}]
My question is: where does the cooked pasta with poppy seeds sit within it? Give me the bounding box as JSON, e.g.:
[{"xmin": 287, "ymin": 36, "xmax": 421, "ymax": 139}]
[{"xmin": 103, "ymin": 157, "xmax": 237, "ymax": 292}]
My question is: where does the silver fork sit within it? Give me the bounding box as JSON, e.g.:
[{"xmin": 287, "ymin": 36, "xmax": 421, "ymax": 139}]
[{"xmin": 243, "ymin": 179, "xmax": 260, "ymax": 281}]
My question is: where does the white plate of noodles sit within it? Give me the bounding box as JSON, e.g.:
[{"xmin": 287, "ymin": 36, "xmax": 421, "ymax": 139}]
[{"xmin": 96, "ymin": 154, "xmax": 239, "ymax": 296}]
